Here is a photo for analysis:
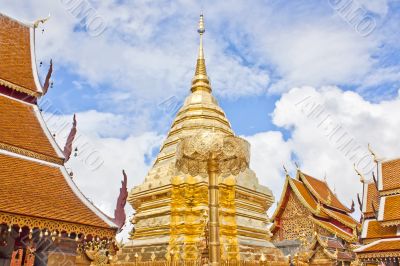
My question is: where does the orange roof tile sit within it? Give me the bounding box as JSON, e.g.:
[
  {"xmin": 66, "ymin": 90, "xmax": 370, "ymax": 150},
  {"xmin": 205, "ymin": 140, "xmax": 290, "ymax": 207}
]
[
  {"xmin": 0, "ymin": 153, "xmax": 113, "ymax": 229},
  {"xmin": 0, "ymin": 95, "xmax": 61, "ymax": 162},
  {"xmin": 356, "ymin": 239, "xmax": 400, "ymax": 253},
  {"xmin": 381, "ymin": 195, "xmax": 400, "ymax": 223},
  {"xmin": 363, "ymin": 220, "xmax": 397, "ymax": 239},
  {"xmin": 300, "ymin": 172, "xmax": 351, "ymax": 212},
  {"xmin": 364, "ymin": 182, "xmax": 379, "ymax": 218},
  {"xmin": 381, "ymin": 159, "xmax": 400, "ymax": 192},
  {"xmin": 0, "ymin": 14, "xmax": 40, "ymax": 95}
]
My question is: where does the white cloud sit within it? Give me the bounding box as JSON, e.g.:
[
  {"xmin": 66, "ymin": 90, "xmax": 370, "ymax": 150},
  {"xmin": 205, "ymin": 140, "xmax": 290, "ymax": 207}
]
[
  {"xmin": 45, "ymin": 110, "xmax": 164, "ymax": 240},
  {"xmin": 41, "ymin": 87, "xmax": 400, "ymax": 238},
  {"xmin": 2, "ymin": 0, "xmax": 395, "ymax": 105},
  {"xmin": 248, "ymin": 86, "xmax": 400, "ymax": 219}
]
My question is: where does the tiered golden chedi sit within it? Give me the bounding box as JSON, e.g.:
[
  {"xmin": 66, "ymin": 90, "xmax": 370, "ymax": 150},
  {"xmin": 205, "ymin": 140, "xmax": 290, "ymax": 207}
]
[{"xmin": 122, "ymin": 15, "xmax": 284, "ymax": 264}]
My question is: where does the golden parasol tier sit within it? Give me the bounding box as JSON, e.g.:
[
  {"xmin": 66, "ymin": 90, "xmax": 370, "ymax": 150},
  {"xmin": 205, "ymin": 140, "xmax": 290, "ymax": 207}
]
[{"xmin": 176, "ymin": 131, "xmax": 250, "ymax": 265}]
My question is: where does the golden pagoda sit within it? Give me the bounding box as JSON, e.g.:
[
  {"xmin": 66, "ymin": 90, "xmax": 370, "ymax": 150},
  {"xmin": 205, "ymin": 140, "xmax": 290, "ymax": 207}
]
[
  {"xmin": 121, "ymin": 15, "xmax": 287, "ymax": 265},
  {"xmin": 354, "ymin": 150, "xmax": 400, "ymax": 265},
  {"xmin": 271, "ymin": 168, "xmax": 359, "ymax": 265}
]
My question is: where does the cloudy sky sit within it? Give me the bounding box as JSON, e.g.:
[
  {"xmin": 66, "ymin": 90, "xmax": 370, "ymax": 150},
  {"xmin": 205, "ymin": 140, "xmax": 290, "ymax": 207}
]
[{"xmin": 2, "ymin": 0, "xmax": 400, "ymax": 239}]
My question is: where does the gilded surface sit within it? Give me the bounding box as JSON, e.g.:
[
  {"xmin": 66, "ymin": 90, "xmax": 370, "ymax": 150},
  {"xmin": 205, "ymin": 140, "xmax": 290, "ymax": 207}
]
[
  {"xmin": 123, "ymin": 14, "xmax": 281, "ymax": 263},
  {"xmin": 0, "ymin": 211, "xmax": 115, "ymax": 239},
  {"xmin": 273, "ymin": 192, "xmax": 314, "ymax": 241}
]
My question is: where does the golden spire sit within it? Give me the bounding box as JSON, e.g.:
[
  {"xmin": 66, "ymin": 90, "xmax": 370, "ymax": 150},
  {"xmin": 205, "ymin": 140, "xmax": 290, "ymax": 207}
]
[{"xmin": 191, "ymin": 14, "xmax": 211, "ymax": 93}]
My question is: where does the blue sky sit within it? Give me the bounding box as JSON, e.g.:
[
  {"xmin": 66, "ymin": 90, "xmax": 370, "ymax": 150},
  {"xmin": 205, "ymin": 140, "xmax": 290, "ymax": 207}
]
[{"xmin": 3, "ymin": 0, "xmax": 400, "ymax": 238}]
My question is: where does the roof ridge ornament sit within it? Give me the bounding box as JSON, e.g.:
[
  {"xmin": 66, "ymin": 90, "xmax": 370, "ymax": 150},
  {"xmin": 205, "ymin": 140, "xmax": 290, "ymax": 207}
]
[
  {"xmin": 33, "ymin": 14, "xmax": 51, "ymax": 28},
  {"xmin": 353, "ymin": 163, "xmax": 365, "ymax": 183},
  {"xmin": 368, "ymin": 143, "xmax": 381, "ymax": 163}
]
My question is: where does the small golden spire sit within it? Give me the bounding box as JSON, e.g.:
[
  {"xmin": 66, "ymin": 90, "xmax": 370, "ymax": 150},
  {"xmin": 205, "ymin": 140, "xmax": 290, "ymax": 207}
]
[{"xmin": 191, "ymin": 14, "xmax": 211, "ymax": 93}]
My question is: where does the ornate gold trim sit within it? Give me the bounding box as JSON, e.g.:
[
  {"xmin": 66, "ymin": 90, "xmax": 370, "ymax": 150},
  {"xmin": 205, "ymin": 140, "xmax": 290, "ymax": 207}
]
[
  {"xmin": 177, "ymin": 106, "xmax": 226, "ymax": 117},
  {"xmin": 323, "ymin": 208, "xmax": 359, "ymax": 229},
  {"xmin": 167, "ymin": 125, "xmax": 233, "ymax": 138},
  {"xmin": 0, "ymin": 142, "xmax": 63, "ymax": 165},
  {"xmin": 357, "ymin": 251, "xmax": 400, "ymax": 259},
  {"xmin": 0, "ymin": 211, "xmax": 116, "ymax": 238},
  {"xmin": 0, "ymin": 78, "xmax": 40, "ymax": 97},
  {"xmin": 288, "ymin": 178, "xmax": 328, "ymax": 219},
  {"xmin": 380, "ymin": 219, "xmax": 400, "ymax": 227},
  {"xmin": 380, "ymin": 188, "xmax": 400, "ymax": 196},
  {"xmin": 271, "ymin": 176, "xmax": 290, "ymax": 223},
  {"xmin": 172, "ymin": 114, "xmax": 231, "ymax": 128},
  {"xmin": 311, "ymin": 217, "xmax": 356, "ymax": 243}
]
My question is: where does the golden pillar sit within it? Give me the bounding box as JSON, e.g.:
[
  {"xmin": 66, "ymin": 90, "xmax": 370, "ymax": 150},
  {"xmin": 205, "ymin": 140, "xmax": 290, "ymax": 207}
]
[
  {"xmin": 176, "ymin": 131, "xmax": 250, "ymax": 265},
  {"xmin": 208, "ymin": 153, "xmax": 220, "ymax": 266}
]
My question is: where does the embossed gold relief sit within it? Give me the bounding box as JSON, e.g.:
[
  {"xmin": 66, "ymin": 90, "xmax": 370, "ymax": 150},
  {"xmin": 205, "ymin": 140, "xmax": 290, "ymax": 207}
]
[
  {"xmin": 0, "ymin": 211, "xmax": 115, "ymax": 239},
  {"xmin": 169, "ymin": 181, "xmax": 208, "ymax": 261},
  {"xmin": 0, "ymin": 78, "xmax": 40, "ymax": 97},
  {"xmin": 0, "ymin": 142, "xmax": 64, "ymax": 165},
  {"xmin": 275, "ymin": 192, "xmax": 314, "ymax": 241}
]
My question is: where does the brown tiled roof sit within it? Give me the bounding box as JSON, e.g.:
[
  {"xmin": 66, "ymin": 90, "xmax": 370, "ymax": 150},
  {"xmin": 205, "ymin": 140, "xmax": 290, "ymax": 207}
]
[
  {"xmin": 382, "ymin": 159, "xmax": 400, "ymax": 192},
  {"xmin": 312, "ymin": 217, "xmax": 355, "ymax": 242},
  {"xmin": 0, "ymin": 14, "xmax": 40, "ymax": 95},
  {"xmin": 0, "ymin": 153, "xmax": 111, "ymax": 229},
  {"xmin": 327, "ymin": 238, "xmax": 345, "ymax": 249},
  {"xmin": 382, "ymin": 195, "xmax": 400, "ymax": 222},
  {"xmin": 364, "ymin": 220, "xmax": 397, "ymax": 239},
  {"xmin": 300, "ymin": 172, "xmax": 351, "ymax": 212},
  {"xmin": 337, "ymin": 251, "xmax": 355, "ymax": 260},
  {"xmin": 357, "ymin": 239, "xmax": 400, "ymax": 253},
  {"xmin": 290, "ymin": 178, "xmax": 318, "ymax": 210},
  {"xmin": 364, "ymin": 182, "xmax": 379, "ymax": 218},
  {"xmin": 0, "ymin": 95, "xmax": 60, "ymax": 161},
  {"xmin": 323, "ymin": 208, "xmax": 359, "ymax": 228}
]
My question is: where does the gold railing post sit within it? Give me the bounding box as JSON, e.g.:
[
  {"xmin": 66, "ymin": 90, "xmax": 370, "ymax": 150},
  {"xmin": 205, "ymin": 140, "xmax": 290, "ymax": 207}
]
[{"xmin": 208, "ymin": 152, "xmax": 220, "ymax": 266}]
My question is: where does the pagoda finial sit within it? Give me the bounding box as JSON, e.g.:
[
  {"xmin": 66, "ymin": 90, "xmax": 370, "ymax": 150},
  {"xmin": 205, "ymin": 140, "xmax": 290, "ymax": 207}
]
[{"xmin": 191, "ymin": 14, "xmax": 211, "ymax": 93}]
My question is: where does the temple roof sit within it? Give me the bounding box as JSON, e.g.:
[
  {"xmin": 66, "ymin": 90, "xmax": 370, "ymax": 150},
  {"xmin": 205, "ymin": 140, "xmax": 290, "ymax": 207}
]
[
  {"xmin": 0, "ymin": 94, "xmax": 64, "ymax": 164},
  {"xmin": 356, "ymin": 154, "xmax": 400, "ymax": 258},
  {"xmin": 298, "ymin": 171, "xmax": 351, "ymax": 212},
  {"xmin": 306, "ymin": 234, "xmax": 355, "ymax": 262},
  {"xmin": 378, "ymin": 194, "xmax": 400, "ymax": 226},
  {"xmin": 271, "ymin": 172, "xmax": 359, "ymax": 242},
  {"xmin": 363, "ymin": 182, "xmax": 379, "ymax": 219},
  {"xmin": 381, "ymin": 158, "xmax": 400, "ymax": 193},
  {"xmin": 0, "ymin": 13, "xmax": 43, "ymax": 97},
  {"xmin": 355, "ymin": 238, "xmax": 400, "ymax": 256},
  {"xmin": 361, "ymin": 219, "xmax": 398, "ymax": 240},
  {"xmin": 0, "ymin": 13, "xmax": 118, "ymax": 239},
  {"xmin": 0, "ymin": 152, "xmax": 116, "ymax": 235}
]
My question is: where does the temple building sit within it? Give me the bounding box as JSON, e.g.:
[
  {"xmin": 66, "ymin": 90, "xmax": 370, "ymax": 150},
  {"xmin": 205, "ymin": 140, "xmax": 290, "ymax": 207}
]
[
  {"xmin": 0, "ymin": 13, "xmax": 121, "ymax": 265},
  {"xmin": 120, "ymin": 15, "xmax": 287, "ymax": 265},
  {"xmin": 271, "ymin": 168, "xmax": 359, "ymax": 265},
  {"xmin": 354, "ymin": 155, "xmax": 400, "ymax": 265}
]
